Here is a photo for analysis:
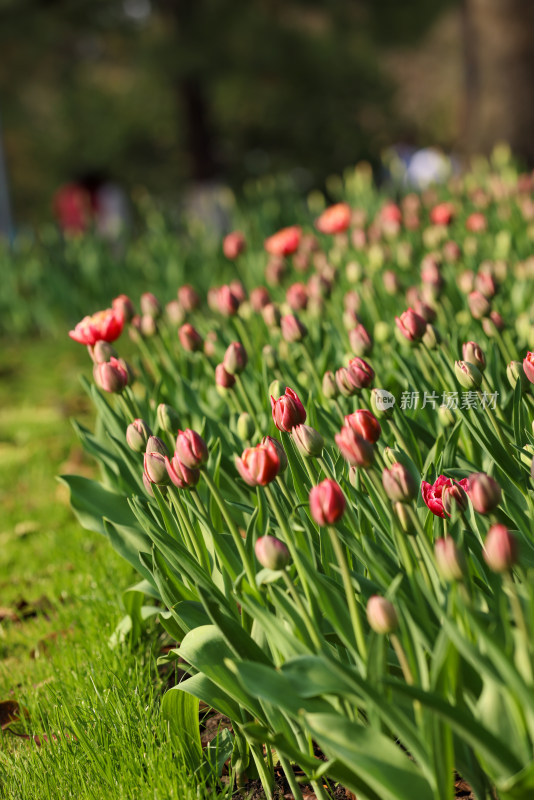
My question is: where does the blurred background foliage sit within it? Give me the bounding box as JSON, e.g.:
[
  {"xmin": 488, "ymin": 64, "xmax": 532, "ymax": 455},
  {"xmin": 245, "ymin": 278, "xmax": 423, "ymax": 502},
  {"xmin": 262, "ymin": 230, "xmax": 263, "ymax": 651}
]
[{"xmin": 2, "ymin": 0, "xmax": 534, "ymax": 225}]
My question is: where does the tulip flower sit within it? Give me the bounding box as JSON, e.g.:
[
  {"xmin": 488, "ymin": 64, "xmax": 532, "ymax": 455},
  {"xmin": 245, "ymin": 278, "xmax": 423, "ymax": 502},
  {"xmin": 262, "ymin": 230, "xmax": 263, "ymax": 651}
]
[
  {"xmin": 179, "ymin": 323, "xmax": 203, "ymax": 352},
  {"xmin": 177, "ymin": 284, "xmax": 200, "ymax": 312},
  {"xmin": 366, "ymin": 596, "xmax": 398, "ymax": 634},
  {"xmin": 335, "ymin": 425, "xmax": 374, "ymax": 468},
  {"xmin": 223, "ymin": 231, "xmax": 246, "ymax": 260},
  {"xmin": 93, "ymin": 357, "xmax": 129, "ymax": 393},
  {"xmin": 235, "ymin": 441, "xmax": 280, "ymax": 486},
  {"xmin": 344, "ymin": 409, "xmax": 381, "ymax": 443},
  {"xmin": 483, "ymin": 524, "xmax": 518, "ymax": 573},
  {"xmin": 140, "ymin": 292, "xmax": 162, "ymax": 319},
  {"xmin": 395, "ymin": 308, "xmax": 427, "ymax": 343},
  {"xmin": 382, "ymin": 463, "xmax": 418, "ymax": 503},
  {"xmin": 255, "ymin": 536, "xmax": 290, "ymax": 570},
  {"xmin": 165, "ymin": 455, "xmax": 200, "ymax": 489},
  {"xmin": 69, "ymin": 308, "xmax": 124, "ymax": 346},
  {"xmin": 421, "ymin": 475, "xmax": 470, "ymax": 518},
  {"xmin": 223, "ymin": 342, "xmax": 248, "ymax": 375},
  {"xmin": 271, "ymin": 387, "xmax": 306, "ymax": 432},
  {"xmin": 217, "ymin": 285, "xmax": 241, "ymax": 316},
  {"xmin": 309, "ymin": 479, "xmax": 346, "ymax": 526},
  {"xmin": 523, "ymin": 352, "xmax": 534, "ymax": 384},
  {"xmin": 281, "ymin": 314, "xmax": 307, "ymax": 343},
  {"xmin": 467, "ymin": 473, "xmax": 501, "ymax": 514},
  {"xmin": 264, "ymin": 225, "xmax": 301, "ymax": 257},
  {"xmin": 175, "ymin": 429, "xmax": 208, "ymax": 469},
  {"xmin": 112, "ymin": 294, "xmax": 135, "ymax": 323},
  {"xmin": 315, "ymin": 202, "xmax": 351, "ymax": 234},
  {"xmin": 261, "ymin": 436, "xmax": 288, "ymax": 472},
  {"xmin": 126, "ymin": 419, "xmax": 152, "ymax": 452},
  {"xmin": 292, "ymin": 424, "xmax": 324, "ymax": 458},
  {"xmin": 286, "ymin": 282, "xmax": 308, "ymax": 311},
  {"xmin": 462, "ymin": 341, "xmax": 486, "ymax": 372}
]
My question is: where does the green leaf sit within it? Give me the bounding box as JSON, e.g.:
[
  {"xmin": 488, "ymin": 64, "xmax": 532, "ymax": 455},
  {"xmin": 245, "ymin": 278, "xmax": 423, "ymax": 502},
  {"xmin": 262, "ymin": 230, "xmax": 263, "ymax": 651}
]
[
  {"xmin": 58, "ymin": 474, "xmax": 139, "ymax": 536},
  {"xmin": 161, "ymin": 685, "xmax": 203, "ymax": 770}
]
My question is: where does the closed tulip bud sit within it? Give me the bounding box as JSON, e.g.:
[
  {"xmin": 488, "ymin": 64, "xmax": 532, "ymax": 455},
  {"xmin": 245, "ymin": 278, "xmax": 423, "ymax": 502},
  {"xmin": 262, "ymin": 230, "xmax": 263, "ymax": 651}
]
[
  {"xmin": 345, "ymin": 409, "xmax": 381, "ymax": 443},
  {"xmin": 90, "ymin": 340, "xmax": 118, "ymax": 364},
  {"xmin": 237, "ymin": 412, "xmax": 255, "ymax": 441},
  {"xmin": 262, "ymin": 302, "xmax": 281, "ymax": 328},
  {"xmin": 271, "ymin": 387, "xmax": 306, "ymax": 432},
  {"xmin": 413, "ymin": 301, "xmax": 436, "ymax": 324},
  {"xmin": 507, "ymin": 361, "xmax": 529, "ymax": 390},
  {"xmin": 335, "ymin": 426, "xmax": 374, "ymax": 468},
  {"xmin": 250, "ymin": 286, "xmax": 271, "ymax": 311},
  {"xmin": 455, "ymin": 360, "xmax": 483, "ymax": 390},
  {"xmin": 140, "ymin": 314, "xmax": 157, "ymax": 338},
  {"xmin": 524, "ymin": 352, "xmax": 534, "ymax": 384},
  {"xmin": 281, "ymin": 314, "xmax": 307, "ymax": 343},
  {"xmin": 177, "ymin": 284, "xmax": 200, "ymax": 312},
  {"xmin": 126, "ymin": 418, "xmax": 152, "ymax": 452},
  {"xmin": 474, "ymin": 271, "xmax": 496, "ymax": 298},
  {"xmin": 223, "ymin": 342, "xmax": 248, "ymax": 375},
  {"xmin": 157, "ymin": 404, "xmax": 180, "ymax": 435},
  {"xmin": 467, "ymin": 291, "xmax": 491, "ymax": 320},
  {"xmin": 309, "ymin": 479, "xmax": 346, "ymax": 526},
  {"xmin": 422, "ymin": 324, "xmax": 441, "ymax": 350},
  {"xmin": 166, "ymin": 300, "xmax": 185, "ymax": 326},
  {"xmin": 442, "ymin": 482, "xmax": 469, "ymax": 515},
  {"xmin": 371, "ymin": 388, "xmax": 396, "ymax": 419},
  {"xmin": 482, "ymin": 311, "xmax": 505, "ymax": 337},
  {"xmin": 261, "ymin": 435, "xmax": 288, "ymax": 473},
  {"xmin": 347, "ymin": 357, "xmax": 374, "ymax": 390},
  {"xmin": 366, "ymin": 596, "xmax": 398, "ymax": 635},
  {"xmin": 335, "ymin": 367, "xmax": 360, "ymax": 397},
  {"xmin": 322, "ymin": 371, "xmax": 338, "ymax": 399},
  {"xmin": 217, "ymin": 285, "xmax": 241, "ymax": 316},
  {"xmin": 165, "ymin": 455, "xmax": 200, "ymax": 488},
  {"xmin": 395, "ymin": 308, "xmax": 427, "ymax": 342},
  {"xmin": 144, "ymin": 451, "xmax": 170, "ymax": 485},
  {"xmin": 223, "ymin": 230, "xmax": 246, "ymax": 259},
  {"xmin": 235, "ymin": 441, "xmax": 280, "ymax": 486},
  {"xmin": 179, "ymin": 323, "xmax": 203, "ymax": 352},
  {"xmin": 382, "ymin": 463, "xmax": 418, "ymax": 503},
  {"xmin": 292, "ymin": 424, "xmax": 324, "ymax": 458},
  {"xmin": 146, "ymin": 435, "xmax": 168, "ymax": 456},
  {"xmin": 112, "ymin": 294, "xmax": 135, "ymax": 323},
  {"xmin": 462, "ymin": 341, "xmax": 486, "ymax": 372},
  {"xmin": 175, "ymin": 429, "xmax": 208, "ymax": 469},
  {"xmin": 255, "ymin": 535, "xmax": 290, "ymax": 571},
  {"xmin": 215, "ymin": 362, "xmax": 236, "ymax": 389},
  {"xmin": 140, "ymin": 292, "xmax": 162, "ymax": 319},
  {"xmin": 93, "ymin": 357, "xmax": 129, "ymax": 393},
  {"xmin": 349, "ymin": 324, "xmax": 373, "ymax": 356},
  {"xmin": 394, "ymin": 502, "xmax": 416, "ymax": 535},
  {"xmin": 438, "ymin": 405, "xmax": 456, "ymax": 426},
  {"xmin": 435, "ymin": 538, "xmax": 467, "ymax": 582},
  {"xmin": 286, "ymin": 282, "xmax": 308, "ymax": 311},
  {"xmin": 468, "ymin": 472, "xmax": 502, "ymax": 514},
  {"xmin": 483, "ymin": 524, "xmax": 518, "ymax": 572}
]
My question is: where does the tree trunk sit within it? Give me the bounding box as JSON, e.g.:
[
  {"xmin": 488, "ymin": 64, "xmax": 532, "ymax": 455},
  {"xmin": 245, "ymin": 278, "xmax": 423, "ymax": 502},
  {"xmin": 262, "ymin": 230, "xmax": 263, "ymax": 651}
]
[{"xmin": 463, "ymin": 0, "xmax": 534, "ymax": 164}]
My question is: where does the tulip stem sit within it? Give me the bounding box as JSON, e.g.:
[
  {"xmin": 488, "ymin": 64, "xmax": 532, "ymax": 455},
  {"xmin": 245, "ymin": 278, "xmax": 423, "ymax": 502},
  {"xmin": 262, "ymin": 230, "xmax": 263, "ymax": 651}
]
[
  {"xmin": 278, "ymin": 754, "xmax": 304, "ymax": 800},
  {"xmin": 391, "ymin": 634, "xmax": 414, "ymax": 685},
  {"xmin": 328, "ymin": 526, "xmax": 367, "ymax": 660},
  {"xmin": 200, "ymin": 468, "xmax": 258, "ymax": 591},
  {"xmin": 504, "ymin": 573, "xmax": 533, "ymax": 684},
  {"xmin": 168, "ymin": 487, "xmax": 208, "ymax": 570},
  {"xmin": 281, "ymin": 571, "xmax": 322, "ymax": 652}
]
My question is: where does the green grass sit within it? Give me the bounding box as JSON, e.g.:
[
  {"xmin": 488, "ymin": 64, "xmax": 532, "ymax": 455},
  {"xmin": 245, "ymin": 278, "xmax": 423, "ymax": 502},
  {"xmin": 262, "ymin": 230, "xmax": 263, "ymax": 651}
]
[{"xmin": 0, "ymin": 337, "xmax": 228, "ymax": 800}]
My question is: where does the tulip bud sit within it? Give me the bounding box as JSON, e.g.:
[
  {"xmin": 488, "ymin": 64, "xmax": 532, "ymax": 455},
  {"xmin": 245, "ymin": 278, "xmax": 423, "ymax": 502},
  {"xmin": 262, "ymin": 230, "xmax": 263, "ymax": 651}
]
[
  {"xmin": 523, "ymin": 352, "xmax": 534, "ymax": 384},
  {"xmin": 93, "ymin": 357, "xmax": 129, "ymax": 394},
  {"xmin": 371, "ymin": 388, "xmax": 396, "ymax": 419},
  {"xmin": 236, "ymin": 441, "xmax": 280, "ymax": 486},
  {"xmin": 165, "ymin": 455, "xmax": 200, "ymax": 489},
  {"xmin": 179, "ymin": 323, "xmax": 203, "ymax": 352},
  {"xmin": 166, "ymin": 300, "xmax": 185, "ymax": 326},
  {"xmin": 309, "ymin": 479, "xmax": 346, "ymax": 526},
  {"xmin": 126, "ymin": 419, "xmax": 152, "ymax": 452},
  {"xmin": 90, "ymin": 340, "xmax": 118, "ymax": 364},
  {"xmin": 382, "ymin": 463, "xmax": 418, "ymax": 503},
  {"xmin": 250, "ymin": 286, "xmax": 271, "ymax": 311},
  {"xmin": 507, "ymin": 361, "xmax": 529, "ymax": 390},
  {"xmin": 468, "ymin": 472, "xmax": 502, "ymax": 514},
  {"xmin": 347, "ymin": 357, "xmax": 375, "ymax": 389},
  {"xmin": 177, "ymin": 284, "xmax": 200, "ymax": 313},
  {"xmin": 335, "ymin": 426, "xmax": 374, "ymax": 468},
  {"xmin": 349, "ymin": 324, "xmax": 373, "ymax": 356},
  {"xmin": 261, "ymin": 436, "xmax": 288, "ymax": 473},
  {"xmin": 395, "ymin": 308, "xmax": 427, "ymax": 343},
  {"xmin": 271, "ymin": 387, "xmax": 307, "ymax": 432},
  {"xmin": 237, "ymin": 412, "xmax": 255, "ymax": 441},
  {"xmin": 322, "ymin": 371, "xmax": 338, "ymax": 399},
  {"xmin": 438, "ymin": 405, "xmax": 456, "ymax": 426},
  {"xmin": 483, "ymin": 524, "xmax": 518, "ymax": 572},
  {"xmin": 345, "ymin": 409, "xmax": 381, "ymax": 443},
  {"xmin": 217, "ymin": 285, "xmax": 241, "ymax": 316},
  {"xmin": 215, "ymin": 362, "xmax": 236, "ymax": 390},
  {"xmin": 157, "ymin": 404, "xmax": 180, "ymax": 435},
  {"xmin": 223, "ymin": 342, "xmax": 248, "ymax": 375},
  {"xmin": 422, "ymin": 324, "xmax": 441, "ymax": 350},
  {"xmin": 442, "ymin": 482, "xmax": 468, "ymax": 515},
  {"xmin": 262, "ymin": 345, "xmax": 277, "ymax": 370},
  {"xmin": 223, "ymin": 230, "xmax": 246, "ymax": 260},
  {"xmin": 462, "ymin": 342, "xmax": 486, "ymax": 372},
  {"xmin": 435, "ymin": 538, "xmax": 467, "ymax": 582},
  {"xmin": 175, "ymin": 429, "xmax": 208, "ymax": 469},
  {"xmin": 112, "ymin": 294, "xmax": 135, "ymax": 323},
  {"xmin": 292, "ymin": 424, "xmax": 324, "ymax": 458},
  {"xmin": 140, "ymin": 314, "xmax": 157, "ymax": 338},
  {"xmin": 281, "ymin": 314, "xmax": 307, "ymax": 343},
  {"xmin": 146, "ymin": 435, "xmax": 168, "ymax": 456},
  {"xmin": 255, "ymin": 535, "xmax": 290, "ymax": 570},
  {"xmin": 262, "ymin": 303, "xmax": 281, "ymax": 328},
  {"xmin": 144, "ymin": 451, "xmax": 170, "ymax": 485},
  {"xmin": 140, "ymin": 292, "xmax": 162, "ymax": 319},
  {"xmin": 467, "ymin": 291, "xmax": 491, "ymax": 320},
  {"xmin": 482, "ymin": 311, "xmax": 505, "ymax": 337},
  {"xmin": 366, "ymin": 596, "xmax": 398, "ymax": 635},
  {"xmin": 454, "ymin": 361, "xmax": 483, "ymax": 390}
]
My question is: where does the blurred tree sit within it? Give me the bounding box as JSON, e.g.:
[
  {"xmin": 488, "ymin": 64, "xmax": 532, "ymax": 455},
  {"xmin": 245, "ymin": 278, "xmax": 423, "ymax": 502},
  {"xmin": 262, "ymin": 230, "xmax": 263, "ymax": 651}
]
[{"xmin": 463, "ymin": 0, "xmax": 534, "ymax": 164}]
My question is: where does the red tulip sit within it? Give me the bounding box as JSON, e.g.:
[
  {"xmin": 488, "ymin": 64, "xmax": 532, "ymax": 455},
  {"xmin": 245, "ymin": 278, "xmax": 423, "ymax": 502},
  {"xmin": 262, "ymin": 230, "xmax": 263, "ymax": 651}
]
[
  {"xmin": 223, "ymin": 231, "xmax": 246, "ymax": 259},
  {"xmin": 344, "ymin": 409, "xmax": 381, "ymax": 443},
  {"xmin": 315, "ymin": 202, "xmax": 351, "ymax": 234},
  {"xmin": 271, "ymin": 387, "xmax": 306, "ymax": 432},
  {"xmin": 69, "ymin": 308, "xmax": 124, "ymax": 346},
  {"xmin": 175, "ymin": 429, "xmax": 208, "ymax": 469},
  {"xmin": 395, "ymin": 308, "xmax": 427, "ymax": 342},
  {"xmin": 264, "ymin": 226, "xmax": 301, "ymax": 257},
  {"xmin": 421, "ymin": 475, "xmax": 470, "ymax": 518},
  {"xmin": 235, "ymin": 441, "xmax": 280, "ymax": 486},
  {"xmin": 309, "ymin": 479, "xmax": 346, "ymax": 526}
]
